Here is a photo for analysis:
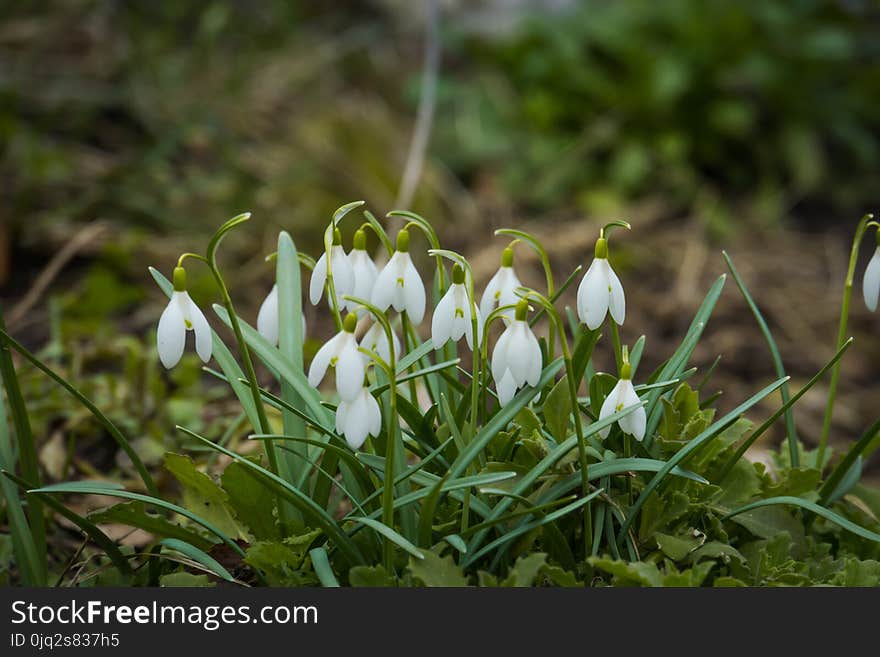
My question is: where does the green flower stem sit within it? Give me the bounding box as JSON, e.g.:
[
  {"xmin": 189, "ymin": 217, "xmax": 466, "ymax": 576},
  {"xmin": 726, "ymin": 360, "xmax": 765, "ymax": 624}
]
[
  {"xmin": 208, "ymin": 264, "xmax": 279, "ymax": 474},
  {"xmin": 345, "ymin": 295, "xmax": 400, "ymax": 574},
  {"xmin": 817, "ymin": 213, "xmax": 876, "ymax": 468},
  {"xmin": 610, "ymin": 321, "xmax": 623, "ymax": 372},
  {"xmin": 522, "ymin": 290, "xmax": 592, "ymax": 556},
  {"xmin": 0, "ymin": 304, "xmax": 47, "ymax": 583}
]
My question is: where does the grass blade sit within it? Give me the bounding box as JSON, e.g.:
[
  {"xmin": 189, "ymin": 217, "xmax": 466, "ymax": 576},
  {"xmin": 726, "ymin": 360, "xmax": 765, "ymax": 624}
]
[
  {"xmin": 309, "ymin": 546, "xmax": 340, "ymax": 587},
  {"xmin": 723, "ymin": 251, "xmax": 800, "ymax": 466},
  {"xmin": 350, "ymin": 517, "xmax": 424, "ymax": 560},
  {"xmin": 159, "ymin": 538, "xmax": 234, "ymax": 582},
  {"xmin": 723, "ymin": 496, "xmax": 880, "ymax": 544}
]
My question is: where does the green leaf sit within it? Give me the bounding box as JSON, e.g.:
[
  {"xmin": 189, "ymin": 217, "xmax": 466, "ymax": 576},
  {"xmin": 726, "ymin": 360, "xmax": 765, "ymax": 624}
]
[
  {"xmin": 654, "ymin": 532, "xmax": 704, "ymax": 561},
  {"xmin": 160, "ymin": 572, "xmax": 213, "ymax": 587},
  {"xmin": 501, "ymin": 553, "xmax": 547, "ymax": 587},
  {"xmin": 725, "ymin": 496, "xmax": 880, "ymax": 544},
  {"xmin": 221, "ymin": 460, "xmax": 278, "ymax": 541},
  {"xmin": 159, "ymin": 538, "xmax": 234, "ymax": 582},
  {"xmin": 349, "ymin": 517, "xmax": 424, "ymax": 560},
  {"xmin": 348, "ymin": 564, "xmax": 393, "ymax": 586},
  {"xmin": 164, "ymin": 453, "xmax": 243, "ymax": 539},
  {"xmin": 88, "ymin": 502, "xmax": 213, "ymax": 550},
  {"xmin": 589, "ymin": 558, "xmax": 664, "ymax": 587},
  {"xmin": 245, "ymin": 538, "xmax": 319, "ymax": 587},
  {"xmin": 543, "ymin": 376, "xmax": 572, "ymax": 441},
  {"xmin": 408, "ymin": 550, "xmax": 468, "ymax": 587}
]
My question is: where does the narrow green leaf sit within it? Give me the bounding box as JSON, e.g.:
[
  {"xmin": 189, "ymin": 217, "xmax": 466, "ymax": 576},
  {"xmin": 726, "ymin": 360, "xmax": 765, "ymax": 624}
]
[
  {"xmin": 309, "ymin": 546, "xmax": 340, "ymax": 587},
  {"xmin": 350, "ymin": 517, "xmax": 424, "ymax": 560},
  {"xmin": 723, "ymin": 496, "xmax": 880, "ymax": 543},
  {"xmin": 160, "ymin": 538, "xmax": 234, "ymax": 582}
]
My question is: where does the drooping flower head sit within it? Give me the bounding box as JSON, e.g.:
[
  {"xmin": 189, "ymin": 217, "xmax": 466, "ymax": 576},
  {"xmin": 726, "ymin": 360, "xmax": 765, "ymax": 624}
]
[
  {"xmin": 480, "ymin": 247, "xmax": 522, "ymax": 324},
  {"xmin": 310, "ymin": 227, "xmax": 354, "ymax": 309},
  {"xmin": 864, "ymin": 230, "xmax": 880, "ymax": 312},
  {"xmin": 599, "ymin": 357, "xmax": 645, "ymax": 441},
  {"xmin": 157, "ymin": 266, "xmax": 212, "ymax": 369},
  {"xmin": 346, "ymin": 228, "xmax": 379, "ymax": 314},
  {"xmin": 577, "ymin": 236, "xmax": 625, "ymax": 330},
  {"xmin": 491, "ymin": 299, "xmax": 543, "ymax": 406},
  {"xmin": 308, "ymin": 312, "xmax": 363, "ymax": 402},
  {"xmin": 432, "ymin": 263, "xmax": 483, "ymax": 351},
  {"xmin": 360, "ymin": 321, "xmax": 401, "ymax": 365},
  {"xmin": 336, "ymin": 384, "xmax": 382, "ymax": 450},
  {"xmin": 257, "ymin": 283, "xmax": 306, "ymax": 347},
  {"xmin": 371, "ymin": 228, "xmax": 426, "ymax": 325}
]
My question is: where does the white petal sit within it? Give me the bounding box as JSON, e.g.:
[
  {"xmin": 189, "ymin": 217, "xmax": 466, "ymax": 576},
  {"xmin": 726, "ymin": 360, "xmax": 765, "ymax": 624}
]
[
  {"xmin": 330, "ymin": 246, "xmax": 354, "ymax": 307},
  {"xmin": 341, "ymin": 393, "xmax": 371, "ymax": 450},
  {"xmin": 497, "ymin": 369, "xmax": 518, "ymax": 406},
  {"xmin": 309, "ymin": 253, "xmax": 328, "ymax": 305},
  {"xmin": 506, "ymin": 323, "xmax": 534, "ymax": 386},
  {"xmin": 491, "ymin": 324, "xmax": 514, "ymax": 384},
  {"xmin": 349, "ymin": 252, "xmax": 379, "ymax": 311},
  {"xmin": 257, "ymin": 284, "xmax": 279, "ymax": 346},
  {"xmin": 431, "ymin": 287, "xmax": 455, "ymax": 348},
  {"xmin": 370, "ymin": 257, "xmax": 398, "ymax": 312},
  {"xmin": 864, "ymin": 247, "xmax": 880, "ymax": 312},
  {"xmin": 308, "ymin": 333, "xmax": 340, "ymax": 388},
  {"xmin": 182, "ymin": 294, "xmax": 212, "ymax": 364},
  {"xmin": 577, "ymin": 259, "xmax": 610, "ymax": 330},
  {"xmin": 366, "ymin": 392, "xmax": 382, "ymax": 439},
  {"xmin": 335, "ymin": 339, "xmax": 365, "ymax": 402},
  {"xmin": 607, "ymin": 262, "xmax": 626, "ymax": 326},
  {"xmin": 157, "ymin": 293, "xmax": 187, "ymax": 369},
  {"xmin": 617, "ymin": 382, "xmax": 644, "ymax": 439},
  {"xmin": 598, "ymin": 380, "xmax": 624, "ymax": 439},
  {"xmin": 402, "ymin": 258, "xmax": 426, "ymax": 325},
  {"xmin": 335, "ymin": 400, "xmax": 349, "ymax": 435},
  {"xmin": 479, "ymin": 269, "xmax": 503, "ymax": 320},
  {"xmin": 523, "ymin": 327, "xmax": 543, "ymax": 387}
]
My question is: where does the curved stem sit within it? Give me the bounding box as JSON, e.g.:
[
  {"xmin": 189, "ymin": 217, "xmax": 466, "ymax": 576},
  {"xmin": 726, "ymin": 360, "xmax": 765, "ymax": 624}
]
[{"xmin": 817, "ymin": 213, "xmax": 875, "ymax": 468}]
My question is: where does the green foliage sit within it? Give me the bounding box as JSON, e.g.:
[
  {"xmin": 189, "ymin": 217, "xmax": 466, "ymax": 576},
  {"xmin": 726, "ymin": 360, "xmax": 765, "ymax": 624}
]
[{"xmin": 437, "ymin": 1, "xmax": 879, "ymax": 226}]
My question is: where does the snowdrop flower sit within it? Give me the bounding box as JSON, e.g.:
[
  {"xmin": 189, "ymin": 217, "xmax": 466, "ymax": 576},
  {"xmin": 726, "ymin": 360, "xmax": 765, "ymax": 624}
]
[
  {"xmin": 480, "ymin": 247, "xmax": 522, "ymax": 323},
  {"xmin": 599, "ymin": 360, "xmax": 645, "ymax": 441},
  {"xmin": 336, "ymin": 385, "xmax": 382, "ymax": 450},
  {"xmin": 371, "ymin": 229, "xmax": 426, "ymax": 325},
  {"xmin": 491, "ymin": 299, "xmax": 542, "ymax": 406},
  {"xmin": 157, "ymin": 267, "xmax": 212, "ymax": 369},
  {"xmin": 864, "ymin": 238, "xmax": 880, "ymax": 312},
  {"xmin": 256, "ymin": 284, "xmax": 306, "ymax": 347},
  {"xmin": 310, "ymin": 228, "xmax": 354, "ymax": 309},
  {"xmin": 345, "ymin": 229, "xmax": 379, "ymax": 314},
  {"xmin": 432, "ymin": 263, "xmax": 483, "ymax": 350},
  {"xmin": 577, "ymin": 237, "xmax": 625, "ymax": 330},
  {"xmin": 308, "ymin": 313, "xmax": 363, "ymax": 402},
  {"xmin": 360, "ymin": 321, "xmax": 401, "ymax": 364}
]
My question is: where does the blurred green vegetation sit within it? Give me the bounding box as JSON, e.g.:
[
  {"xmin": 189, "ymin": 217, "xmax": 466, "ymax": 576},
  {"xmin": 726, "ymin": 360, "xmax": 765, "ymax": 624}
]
[
  {"xmin": 3, "ymin": 0, "xmax": 878, "ymax": 251},
  {"xmin": 436, "ymin": 0, "xmax": 880, "ymax": 230}
]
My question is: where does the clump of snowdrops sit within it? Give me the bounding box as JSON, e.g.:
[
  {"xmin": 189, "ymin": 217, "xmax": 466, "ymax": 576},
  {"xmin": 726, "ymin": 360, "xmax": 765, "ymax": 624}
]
[{"xmin": 2, "ymin": 204, "xmax": 879, "ymax": 587}]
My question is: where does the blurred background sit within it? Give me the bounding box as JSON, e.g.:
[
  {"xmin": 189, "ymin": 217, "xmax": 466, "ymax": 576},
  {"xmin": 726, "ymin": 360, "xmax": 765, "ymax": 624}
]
[{"xmin": 1, "ymin": 0, "xmax": 879, "ymax": 490}]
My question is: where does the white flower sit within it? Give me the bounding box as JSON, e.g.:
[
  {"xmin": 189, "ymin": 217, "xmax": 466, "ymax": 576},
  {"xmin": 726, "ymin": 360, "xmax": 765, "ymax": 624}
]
[
  {"xmin": 480, "ymin": 247, "xmax": 522, "ymax": 323},
  {"xmin": 432, "ymin": 265, "xmax": 483, "ymax": 350},
  {"xmin": 309, "ymin": 229, "xmax": 354, "ymax": 309},
  {"xmin": 864, "ymin": 246, "xmax": 880, "ymax": 312},
  {"xmin": 360, "ymin": 321, "xmax": 401, "ymax": 364},
  {"xmin": 257, "ymin": 284, "xmax": 307, "ymax": 347},
  {"xmin": 490, "ymin": 301, "xmax": 542, "ymax": 406},
  {"xmin": 370, "ymin": 229, "xmax": 426, "ymax": 325},
  {"xmin": 336, "ymin": 386, "xmax": 382, "ymax": 450},
  {"xmin": 345, "ymin": 229, "xmax": 379, "ymax": 314},
  {"xmin": 598, "ymin": 367, "xmax": 645, "ymax": 441},
  {"xmin": 307, "ymin": 314, "xmax": 363, "ymax": 402},
  {"xmin": 577, "ymin": 238, "xmax": 625, "ymax": 330},
  {"xmin": 157, "ymin": 267, "xmax": 212, "ymax": 369}
]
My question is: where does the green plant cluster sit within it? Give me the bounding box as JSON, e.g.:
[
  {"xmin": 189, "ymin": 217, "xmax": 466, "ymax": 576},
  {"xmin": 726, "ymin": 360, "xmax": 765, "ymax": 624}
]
[{"xmin": 2, "ymin": 206, "xmax": 879, "ymax": 587}]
